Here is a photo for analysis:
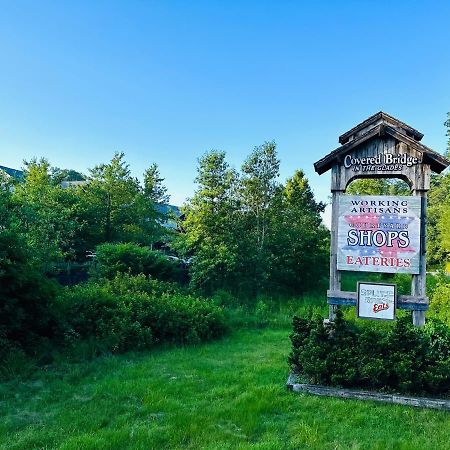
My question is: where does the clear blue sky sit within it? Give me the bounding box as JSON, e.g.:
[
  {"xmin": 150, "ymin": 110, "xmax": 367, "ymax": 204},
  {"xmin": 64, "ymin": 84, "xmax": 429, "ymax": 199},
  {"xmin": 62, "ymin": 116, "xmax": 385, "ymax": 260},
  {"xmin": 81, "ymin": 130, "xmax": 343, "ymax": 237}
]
[{"xmin": 1, "ymin": 0, "xmax": 449, "ymax": 209}]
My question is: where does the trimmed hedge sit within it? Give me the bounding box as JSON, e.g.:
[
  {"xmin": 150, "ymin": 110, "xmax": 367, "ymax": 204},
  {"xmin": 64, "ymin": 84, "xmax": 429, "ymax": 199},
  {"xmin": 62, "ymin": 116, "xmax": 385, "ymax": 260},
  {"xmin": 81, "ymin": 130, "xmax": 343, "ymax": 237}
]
[{"xmin": 289, "ymin": 310, "xmax": 450, "ymax": 395}]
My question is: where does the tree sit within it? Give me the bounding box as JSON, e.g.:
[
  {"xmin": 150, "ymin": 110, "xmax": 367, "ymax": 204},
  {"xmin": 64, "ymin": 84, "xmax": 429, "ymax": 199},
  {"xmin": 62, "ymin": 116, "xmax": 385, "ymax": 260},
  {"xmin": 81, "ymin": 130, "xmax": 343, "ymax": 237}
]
[
  {"xmin": 439, "ymin": 205, "xmax": 450, "ymax": 255},
  {"xmin": 267, "ymin": 170, "xmax": 329, "ymax": 293},
  {"xmin": 181, "ymin": 143, "xmax": 330, "ymax": 297},
  {"xmin": 238, "ymin": 141, "xmax": 281, "ymax": 294},
  {"xmin": 144, "ymin": 163, "xmax": 169, "ymax": 204},
  {"xmin": 0, "ymin": 184, "xmax": 58, "ymax": 351},
  {"xmin": 427, "ymin": 114, "xmax": 450, "ymax": 266},
  {"xmin": 51, "ymin": 167, "xmax": 86, "ymax": 183},
  {"xmin": 284, "ymin": 169, "xmax": 325, "ymax": 216},
  {"xmin": 240, "ymin": 141, "xmax": 280, "ymax": 252},
  {"xmin": 177, "ymin": 150, "xmax": 239, "ymax": 293},
  {"xmin": 81, "ymin": 152, "xmax": 166, "ymax": 247},
  {"xmin": 11, "ymin": 158, "xmax": 80, "ymax": 270}
]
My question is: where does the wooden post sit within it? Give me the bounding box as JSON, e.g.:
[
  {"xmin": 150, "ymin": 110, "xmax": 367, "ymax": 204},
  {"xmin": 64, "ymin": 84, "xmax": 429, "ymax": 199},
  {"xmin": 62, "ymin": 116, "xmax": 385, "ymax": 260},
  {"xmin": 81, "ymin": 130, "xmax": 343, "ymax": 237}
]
[
  {"xmin": 412, "ymin": 192, "xmax": 427, "ymax": 327},
  {"xmin": 329, "ymin": 166, "xmax": 343, "ymax": 321}
]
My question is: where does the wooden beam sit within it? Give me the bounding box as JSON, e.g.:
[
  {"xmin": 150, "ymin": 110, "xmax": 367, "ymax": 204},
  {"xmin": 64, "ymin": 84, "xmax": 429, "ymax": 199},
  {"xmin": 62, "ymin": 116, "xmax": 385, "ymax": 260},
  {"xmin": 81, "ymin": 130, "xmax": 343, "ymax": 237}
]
[
  {"xmin": 286, "ymin": 376, "xmax": 450, "ymax": 411},
  {"xmin": 327, "ymin": 290, "xmax": 429, "ymax": 311}
]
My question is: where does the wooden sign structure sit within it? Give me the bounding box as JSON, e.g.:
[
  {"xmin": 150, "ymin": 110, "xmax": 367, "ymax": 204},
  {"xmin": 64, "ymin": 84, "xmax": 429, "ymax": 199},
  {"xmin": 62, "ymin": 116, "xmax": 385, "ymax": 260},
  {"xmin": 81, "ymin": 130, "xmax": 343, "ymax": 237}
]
[{"xmin": 314, "ymin": 112, "xmax": 450, "ymax": 326}]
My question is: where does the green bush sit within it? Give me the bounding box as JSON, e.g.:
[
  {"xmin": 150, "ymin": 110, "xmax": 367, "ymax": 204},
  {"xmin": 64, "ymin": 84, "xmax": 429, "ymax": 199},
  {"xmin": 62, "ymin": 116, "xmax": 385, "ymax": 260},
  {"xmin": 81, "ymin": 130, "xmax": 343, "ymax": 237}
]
[
  {"xmin": 430, "ymin": 279, "xmax": 450, "ymax": 326},
  {"xmin": 90, "ymin": 242, "xmax": 184, "ymax": 282},
  {"xmin": 211, "ymin": 289, "xmax": 241, "ymax": 308},
  {"xmin": 57, "ymin": 284, "xmax": 154, "ymax": 354},
  {"xmin": 289, "ymin": 310, "xmax": 450, "ymax": 395},
  {"xmin": 57, "ymin": 278, "xmax": 227, "ymax": 355},
  {"xmin": 104, "ymin": 272, "xmax": 187, "ymax": 297},
  {"xmin": 0, "ymin": 344, "xmax": 36, "ymax": 379},
  {"xmin": 0, "ymin": 229, "xmax": 59, "ymax": 353}
]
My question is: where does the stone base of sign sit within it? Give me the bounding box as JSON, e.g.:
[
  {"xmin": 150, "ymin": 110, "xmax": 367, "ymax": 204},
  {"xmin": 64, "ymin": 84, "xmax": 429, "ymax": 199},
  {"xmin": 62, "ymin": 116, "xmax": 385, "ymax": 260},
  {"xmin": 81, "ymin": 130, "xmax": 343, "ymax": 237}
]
[{"xmin": 286, "ymin": 373, "xmax": 450, "ymax": 411}]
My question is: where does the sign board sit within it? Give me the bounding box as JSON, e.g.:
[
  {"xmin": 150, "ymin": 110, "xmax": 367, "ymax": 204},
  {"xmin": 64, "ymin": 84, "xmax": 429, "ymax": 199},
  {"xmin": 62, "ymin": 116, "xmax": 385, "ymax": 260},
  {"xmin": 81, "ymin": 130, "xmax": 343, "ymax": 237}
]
[
  {"xmin": 337, "ymin": 195, "xmax": 421, "ymax": 274},
  {"xmin": 343, "ymin": 153, "xmax": 422, "ymax": 174},
  {"xmin": 357, "ymin": 282, "xmax": 396, "ymax": 320}
]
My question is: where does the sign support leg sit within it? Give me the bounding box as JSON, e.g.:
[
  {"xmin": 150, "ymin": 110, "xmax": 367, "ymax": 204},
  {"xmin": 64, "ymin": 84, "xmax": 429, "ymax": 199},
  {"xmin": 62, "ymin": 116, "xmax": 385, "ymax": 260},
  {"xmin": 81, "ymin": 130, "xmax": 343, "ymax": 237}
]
[
  {"xmin": 329, "ymin": 188, "xmax": 342, "ymax": 321},
  {"xmin": 411, "ymin": 192, "xmax": 427, "ymax": 327}
]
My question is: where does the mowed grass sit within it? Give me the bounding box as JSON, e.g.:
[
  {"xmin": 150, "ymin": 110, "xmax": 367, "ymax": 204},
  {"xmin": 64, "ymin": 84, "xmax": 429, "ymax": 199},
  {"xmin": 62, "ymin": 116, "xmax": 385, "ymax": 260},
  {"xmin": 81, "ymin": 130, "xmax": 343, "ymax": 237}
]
[{"xmin": 1, "ymin": 328, "xmax": 449, "ymax": 450}]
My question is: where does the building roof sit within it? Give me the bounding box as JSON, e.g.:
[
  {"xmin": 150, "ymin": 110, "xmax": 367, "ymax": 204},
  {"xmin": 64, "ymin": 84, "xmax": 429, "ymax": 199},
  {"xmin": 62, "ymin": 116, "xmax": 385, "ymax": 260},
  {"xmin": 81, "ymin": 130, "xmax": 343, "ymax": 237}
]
[
  {"xmin": 0, "ymin": 165, "xmax": 24, "ymax": 179},
  {"xmin": 314, "ymin": 112, "xmax": 450, "ymax": 175}
]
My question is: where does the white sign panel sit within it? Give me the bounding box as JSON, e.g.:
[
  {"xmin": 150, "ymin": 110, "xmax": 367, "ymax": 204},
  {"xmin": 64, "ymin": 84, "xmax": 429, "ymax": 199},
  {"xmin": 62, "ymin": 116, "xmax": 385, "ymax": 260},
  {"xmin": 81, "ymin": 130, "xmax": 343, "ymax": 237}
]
[
  {"xmin": 357, "ymin": 282, "xmax": 396, "ymax": 321},
  {"xmin": 337, "ymin": 195, "xmax": 421, "ymax": 274}
]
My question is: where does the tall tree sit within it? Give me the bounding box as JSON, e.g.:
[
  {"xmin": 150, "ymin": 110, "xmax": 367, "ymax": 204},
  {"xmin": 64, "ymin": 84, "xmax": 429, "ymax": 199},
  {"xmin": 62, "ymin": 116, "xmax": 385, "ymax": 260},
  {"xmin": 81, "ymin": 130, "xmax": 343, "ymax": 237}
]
[
  {"xmin": 0, "ymin": 184, "xmax": 57, "ymax": 349},
  {"xmin": 240, "ymin": 141, "xmax": 280, "ymax": 252},
  {"xmin": 180, "ymin": 144, "xmax": 330, "ymax": 297},
  {"xmin": 267, "ymin": 170, "xmax": 329, "ymax": 293},
  {"xmin": 237, "ymin": 142, "xmax": 281, "ymax": 294},
  {"xmin": 284, "ymin": 169, "xmax": 325, "ymax": 216},
  {"xmin": 177, "ymin": 150, "xmax": 239, "ymax": 293},
  {"xmin": 434, "ymin": 113, "xmax": 450, "ymax": 260},
  {"xmin": 12, "ymin": 158, "xmax": 80, "ymax": 270},
  {"xmin": 144, "ymin": 163, "xmax": 170, "ymax": 204},
  {"xmin": 81, "ymin": 152, "xmax": 165, "ymax": 247}
]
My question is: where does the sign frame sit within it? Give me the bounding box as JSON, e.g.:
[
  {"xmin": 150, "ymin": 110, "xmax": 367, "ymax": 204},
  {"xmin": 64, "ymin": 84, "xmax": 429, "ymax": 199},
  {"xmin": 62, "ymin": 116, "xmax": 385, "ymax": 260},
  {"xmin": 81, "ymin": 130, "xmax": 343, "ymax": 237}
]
[
  {"xmin": 357, "ymin": 281, "xmax": 397, "ymax": 321},
  {"xmin": 314, "ymin": 112, "xmax": 450, "ymax": 326},
  {"xmin": 337, "ymin": 194, "xmax": 422, "ymax": 275}
]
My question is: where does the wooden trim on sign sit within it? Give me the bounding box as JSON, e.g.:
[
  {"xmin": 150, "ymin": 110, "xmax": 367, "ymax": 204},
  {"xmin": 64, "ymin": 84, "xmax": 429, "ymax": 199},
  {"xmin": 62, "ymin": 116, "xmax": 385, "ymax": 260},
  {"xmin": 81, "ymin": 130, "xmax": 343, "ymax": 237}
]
[{"xmin": 327, "ymin": 290, "xmax": 429, "ymax": 311}]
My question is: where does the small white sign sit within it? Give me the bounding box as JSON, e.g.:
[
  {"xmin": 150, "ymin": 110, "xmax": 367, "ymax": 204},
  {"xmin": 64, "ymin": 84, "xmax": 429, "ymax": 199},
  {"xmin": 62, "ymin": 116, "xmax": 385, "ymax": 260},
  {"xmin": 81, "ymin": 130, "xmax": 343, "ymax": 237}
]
[{"xmin": 357, "ymin": 282, "xmax": 396, "ymax": 321}]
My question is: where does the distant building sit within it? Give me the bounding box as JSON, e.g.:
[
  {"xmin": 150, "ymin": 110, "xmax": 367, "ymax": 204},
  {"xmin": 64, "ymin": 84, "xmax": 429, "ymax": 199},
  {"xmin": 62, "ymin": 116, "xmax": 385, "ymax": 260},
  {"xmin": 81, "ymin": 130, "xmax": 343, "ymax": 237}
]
[
  {"xmin": 0, "ymin": 165, "xmax": 89, "ymax": 188},
  {"xmin": 0, "ymin": 165, "xmax": 24, "ymax": 180}
]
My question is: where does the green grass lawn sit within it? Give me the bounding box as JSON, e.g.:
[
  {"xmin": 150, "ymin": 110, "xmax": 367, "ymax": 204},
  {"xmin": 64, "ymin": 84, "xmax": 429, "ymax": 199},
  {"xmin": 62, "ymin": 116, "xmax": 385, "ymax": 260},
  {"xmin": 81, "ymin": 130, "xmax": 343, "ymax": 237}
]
[{"xmin": 1, "ymin": 327, "xmax": 449, "ymax": 450}]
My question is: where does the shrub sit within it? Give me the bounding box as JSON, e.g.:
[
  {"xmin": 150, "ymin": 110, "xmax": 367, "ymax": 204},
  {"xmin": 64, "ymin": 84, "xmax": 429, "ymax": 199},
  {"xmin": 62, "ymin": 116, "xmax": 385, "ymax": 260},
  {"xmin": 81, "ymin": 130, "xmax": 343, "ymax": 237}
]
[
  {"xmin": 90, "ymin": 242, "xmax": 184, "ymax": 282},
  {"xmin": 430, "ymin": 280, "xmax": 450, "ymax": 326},
  {"xmin": 289, "ymin": 309, "xmax": 450, "ymax": 395},
  {"xmin": 57, "ymin": 279, "xmax": 227, "ymax": 355},
  {"xmin": 211, "ymin": 289, "xmax": 240, "ymax": 308},
  {"xmin": 57, "ymin": 284, "xmax": 154, "ymax": 354},
  {"xmin": 392, "ymin": 273, "xmax": 411, "ymax": 295},
  {"xmin": 104, "ymin": 273, "xmax": 187, "ymax": 297},
  {"xmin": 0, "ymin": 229, "xmax": 59, "ymax": 352}
]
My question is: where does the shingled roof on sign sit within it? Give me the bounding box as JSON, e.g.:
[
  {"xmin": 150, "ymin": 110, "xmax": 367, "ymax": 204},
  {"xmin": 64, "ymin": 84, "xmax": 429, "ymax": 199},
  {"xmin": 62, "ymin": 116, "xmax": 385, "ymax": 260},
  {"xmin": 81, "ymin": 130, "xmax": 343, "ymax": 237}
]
[
  {"xmin": 314, "ymin": 112, "xmax": 450, "ymax": 175},
  {"xmin": 338, "ymin": 111, "xmax": 424, "ymax": 145}
]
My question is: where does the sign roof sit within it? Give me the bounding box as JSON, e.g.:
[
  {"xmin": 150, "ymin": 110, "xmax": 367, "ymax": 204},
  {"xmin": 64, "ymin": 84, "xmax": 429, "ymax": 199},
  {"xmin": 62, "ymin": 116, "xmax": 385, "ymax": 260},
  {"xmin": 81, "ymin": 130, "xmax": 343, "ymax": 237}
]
[{"xmin": 314, "ymin": 112, "xmax": 450, "ymax": 175}]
